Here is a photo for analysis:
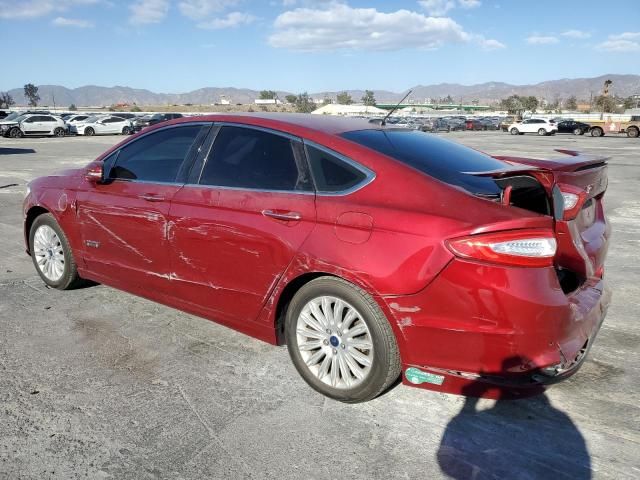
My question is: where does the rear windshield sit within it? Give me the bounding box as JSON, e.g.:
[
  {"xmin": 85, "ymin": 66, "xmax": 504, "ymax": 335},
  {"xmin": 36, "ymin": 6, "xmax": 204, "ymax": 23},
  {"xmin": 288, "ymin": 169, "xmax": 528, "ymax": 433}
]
[{"xmin": 341, "ymin": 129, "xmax": 507, "ymax": 195}]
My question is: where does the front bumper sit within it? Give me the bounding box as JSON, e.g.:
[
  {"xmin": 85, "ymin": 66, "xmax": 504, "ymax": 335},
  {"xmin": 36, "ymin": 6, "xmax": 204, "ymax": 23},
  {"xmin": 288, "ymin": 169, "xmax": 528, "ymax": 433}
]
[{"xmin": 382, "ymin": 258, "xmax": 611, "ymax": 398}]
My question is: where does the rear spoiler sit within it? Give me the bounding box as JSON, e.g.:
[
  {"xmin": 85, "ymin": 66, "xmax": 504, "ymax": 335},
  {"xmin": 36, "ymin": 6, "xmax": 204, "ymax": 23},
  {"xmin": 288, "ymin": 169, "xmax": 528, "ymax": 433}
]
[{"xmin": 490, "ymin": 149, "xmax": 609, "ymax": 173}]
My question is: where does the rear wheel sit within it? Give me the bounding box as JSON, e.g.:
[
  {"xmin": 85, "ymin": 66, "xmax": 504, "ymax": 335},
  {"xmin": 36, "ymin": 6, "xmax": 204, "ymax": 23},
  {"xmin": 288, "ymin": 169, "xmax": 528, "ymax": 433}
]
[
  {"xmin": 122, "ymin": 126, "xmax": 131, "ymax": 135},
  {"xmin": 53, "ymin": 127, "xmax": 65, "ymax": 137},
  {"xmin": 285, "ymin": 277, "xmax": 401, "ymax": 403},
  {"xmin": 627, "ymin": 127, "xmax": 639, "ymax": 138},
  {"xmin": 510, "ymin": 128, "xmax": 519, "ymax": 135},
  {"xmin": 538, "ymin": 128, "xmax": 547, "ymax": 136},
  {"xmin": 29, "ymin": 214, "xmax": 84, "ymax": 290},
  {"xmin": 573, "ymin": 127, "xmax": 583, "ymax": 135},
  {"xmin": 85, "ymin": 127, "xmax": 95, "ymax": 136},
  {"xmin": 591, "ymin": 127, "xmax": 604, "ymax": 137}
]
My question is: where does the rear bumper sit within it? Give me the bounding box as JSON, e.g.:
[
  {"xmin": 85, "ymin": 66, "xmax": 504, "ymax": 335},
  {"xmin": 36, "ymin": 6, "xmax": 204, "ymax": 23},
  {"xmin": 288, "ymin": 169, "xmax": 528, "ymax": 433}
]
[{"xmin": 382, "ymin": 258, "xmax": 611, "ymax": 398}]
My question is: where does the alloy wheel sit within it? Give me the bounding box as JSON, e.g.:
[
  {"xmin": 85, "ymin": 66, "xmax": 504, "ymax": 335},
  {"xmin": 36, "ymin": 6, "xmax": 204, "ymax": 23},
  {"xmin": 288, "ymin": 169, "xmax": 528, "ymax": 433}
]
[
  {"xmin": 33, "ymin": 225, "xmax": 65, "ymax": 282},
  {"xmin": 296, "ymin": 296, "xmax": 373, "ymax": 389}
]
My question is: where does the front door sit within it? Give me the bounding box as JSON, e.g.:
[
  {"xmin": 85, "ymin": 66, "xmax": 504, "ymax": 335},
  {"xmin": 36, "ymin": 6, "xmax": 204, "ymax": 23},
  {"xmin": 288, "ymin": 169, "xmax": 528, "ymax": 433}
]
[
  {"xmin": 168, "ymin": 124, "xmax": 316, "ymax": 325},
  {"xmin": 77, "ymin": 123, "xmax": 209, "ymax": 293}
]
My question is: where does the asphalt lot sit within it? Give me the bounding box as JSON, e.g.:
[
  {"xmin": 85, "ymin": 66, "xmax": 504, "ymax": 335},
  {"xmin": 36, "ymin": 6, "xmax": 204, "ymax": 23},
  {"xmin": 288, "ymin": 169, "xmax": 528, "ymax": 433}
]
[{"xmin": 0, "ymin": 131, "xmax": 639, "ymax": 480}]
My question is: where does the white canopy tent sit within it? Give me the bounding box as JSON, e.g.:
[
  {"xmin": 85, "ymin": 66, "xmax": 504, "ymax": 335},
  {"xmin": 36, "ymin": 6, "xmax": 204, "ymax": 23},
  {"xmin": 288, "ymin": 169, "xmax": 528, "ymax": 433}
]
[{"xmin": 311, "ymin": 104, "xmax": 388, "ymax": 116}]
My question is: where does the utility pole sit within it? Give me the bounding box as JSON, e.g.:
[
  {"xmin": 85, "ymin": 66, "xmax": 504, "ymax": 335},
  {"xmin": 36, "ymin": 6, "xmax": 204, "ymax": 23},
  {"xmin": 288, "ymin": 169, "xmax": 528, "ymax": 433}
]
[{"xmin": 601, "ymin": 79, "xmax": 612, "ymax": 119}]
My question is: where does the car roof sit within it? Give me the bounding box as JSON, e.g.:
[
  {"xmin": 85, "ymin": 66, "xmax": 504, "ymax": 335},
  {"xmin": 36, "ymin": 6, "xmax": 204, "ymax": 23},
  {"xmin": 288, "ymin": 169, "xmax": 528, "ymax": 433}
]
[{"xmin": 166, "ymin": 113, "xmax": 380, "ymax": 136}]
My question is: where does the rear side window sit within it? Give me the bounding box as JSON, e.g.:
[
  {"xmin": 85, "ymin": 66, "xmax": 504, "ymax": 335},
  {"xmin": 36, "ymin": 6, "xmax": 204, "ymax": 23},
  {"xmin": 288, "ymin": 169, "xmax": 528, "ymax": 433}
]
[
  {"xmin": 305, "ymin": 144, "xmax": 367, "ymax": 193},
  {"xmin": 341, "ymin": 129, "xmax": 508, "ymax": 195},
  {"xmin": 199, "ymin": 126, "xmax": 311, "ymax": 191},
  {"xmin": 108, "ymin": 125, "xmax": 202, "ymax": 183}
]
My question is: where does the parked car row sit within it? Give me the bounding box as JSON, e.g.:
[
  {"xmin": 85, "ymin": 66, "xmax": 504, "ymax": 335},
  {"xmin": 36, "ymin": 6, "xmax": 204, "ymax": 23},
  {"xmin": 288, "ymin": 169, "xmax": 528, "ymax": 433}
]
[
  {"xmin": 0, "ymin": 111, "xmax": 185, "ymax": 138},
  {"xmin": 503, "ymin": 117, "xmax": 640, "ymax": 138}
]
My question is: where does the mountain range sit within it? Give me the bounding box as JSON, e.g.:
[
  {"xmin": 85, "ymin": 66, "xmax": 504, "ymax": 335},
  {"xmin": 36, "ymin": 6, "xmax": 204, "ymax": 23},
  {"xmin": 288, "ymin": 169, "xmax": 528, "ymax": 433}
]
[{"xmin": 4, "ymin": 74, "xmax": 639, "ymax": 107}]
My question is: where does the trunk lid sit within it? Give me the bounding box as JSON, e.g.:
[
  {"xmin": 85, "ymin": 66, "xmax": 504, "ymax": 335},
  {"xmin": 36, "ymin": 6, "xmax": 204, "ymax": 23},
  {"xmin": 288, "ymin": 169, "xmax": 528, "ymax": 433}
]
[{"xmin": 489, "ymin": 150, "xmax": 610, "ymax": 282}]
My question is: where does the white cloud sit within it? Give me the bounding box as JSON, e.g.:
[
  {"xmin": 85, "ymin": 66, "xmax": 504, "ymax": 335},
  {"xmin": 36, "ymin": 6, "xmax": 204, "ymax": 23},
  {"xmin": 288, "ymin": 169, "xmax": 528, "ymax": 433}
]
[
  {"xmin": 597, "ymin": 32, "xmax": 640, "ymax": 52},
  {"xmin": 197, "ymin": 11, "xmax": 255, "ymax": 29},
  {"xmin": 269, "ymin": 4, "xmax": 501, "ymax": 51},
  {"xmin": 0, "ymin": 0, "xmax": 99, "ymax": 19},
  {"xmin": 561, "ymin": 29, "xmax": 591, "ymax": 39},
  {"xmin": 418, "ymin": 0, "xmax": 480, "ymax": 16},
  {"xmin": 129, "ymin": 0, "xmax": 169, "ymax": 25},
  {"xmin": 478, "ymin": 37, "xmax": 505, "ymax": 50},
  {"xmin": 526, "ymin": 35, "xmax": 558, "ymax": 45},
  {"xmin": 178, "ymin": 0, "xmax": 238, "ymax": 20},
  {"xmin": 52, "ymin": 16, "xmax": 93, "ymax": 27}
]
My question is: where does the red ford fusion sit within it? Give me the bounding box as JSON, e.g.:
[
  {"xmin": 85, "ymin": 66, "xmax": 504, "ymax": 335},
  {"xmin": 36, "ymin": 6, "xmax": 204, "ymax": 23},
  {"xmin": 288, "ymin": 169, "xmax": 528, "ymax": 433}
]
[{"xmin": 23, "ymin": 114, "xmax": 611, "ymax": 402}]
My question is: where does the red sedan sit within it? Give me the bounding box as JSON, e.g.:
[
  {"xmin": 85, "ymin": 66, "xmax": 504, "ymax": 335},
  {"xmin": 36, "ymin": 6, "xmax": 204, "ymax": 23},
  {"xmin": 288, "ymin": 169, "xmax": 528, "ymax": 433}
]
[{"xmin": 23, "ymin": 114, "xmax": 611, "ymax": 402}]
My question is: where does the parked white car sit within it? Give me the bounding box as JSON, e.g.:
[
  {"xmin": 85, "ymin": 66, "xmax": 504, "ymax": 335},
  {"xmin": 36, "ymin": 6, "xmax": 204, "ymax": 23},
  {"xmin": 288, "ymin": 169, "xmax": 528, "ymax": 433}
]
[
  {"xmin": 508, "ymin": 118, "xmax": 557, "ymax": 136},
  {"xmin": 0, "ymin": 114, "xmax": 67, "ymax": 138},
  {"xmin": 70, "ymin": 115, "xmax": 134, "ymax": 136}
]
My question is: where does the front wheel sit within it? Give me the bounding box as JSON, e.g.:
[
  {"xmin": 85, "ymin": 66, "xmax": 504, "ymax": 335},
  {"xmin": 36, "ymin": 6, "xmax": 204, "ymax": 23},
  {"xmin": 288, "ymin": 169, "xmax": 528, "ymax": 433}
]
[
  {"xmin": 285, "ymin": 277, "xmax": 401, "ymax": 403},
  {"xmin": 9, "ymin": 127, "xmax": 23, "ymax": 138},
  {"xmin": 85, "ymin": 127, "xmax": 95, "ymax": 136},
  {"xmin": 53, "ymin": 127, "xmax": 65, "ymax": 137},
  {"xmin": 510, "ymin": 128, "xmax": 519, "ymax": 135},
  {"xmin": 29, "ymin": 214, "xmax": 84, "ymax": 290},
  {"xmin": 122, "ymin": 126, "xmax": 131, "ymax": 135},
  {"xmin": 627, "ymin": 127, "xmax": 639, "ymax": 138}
]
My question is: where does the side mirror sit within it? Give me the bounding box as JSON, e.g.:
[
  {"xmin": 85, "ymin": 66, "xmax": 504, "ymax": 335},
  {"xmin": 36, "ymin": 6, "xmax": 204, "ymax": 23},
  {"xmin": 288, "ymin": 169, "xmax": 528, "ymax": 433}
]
[{"xmin": 85, "ymin": 162, "xmax": 103, "ymax": 184}]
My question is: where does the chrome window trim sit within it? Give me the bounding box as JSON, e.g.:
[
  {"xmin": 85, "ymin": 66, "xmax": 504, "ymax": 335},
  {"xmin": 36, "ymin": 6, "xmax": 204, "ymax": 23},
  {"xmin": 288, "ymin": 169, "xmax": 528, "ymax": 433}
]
[{"xmin": 303, "ymin": 140, "xmax": 376, "ymax": 196}]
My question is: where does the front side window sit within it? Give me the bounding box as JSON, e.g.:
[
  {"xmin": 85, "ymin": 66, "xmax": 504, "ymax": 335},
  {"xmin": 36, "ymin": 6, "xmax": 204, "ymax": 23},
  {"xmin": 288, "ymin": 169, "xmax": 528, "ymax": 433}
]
[
  {"xmin": 199, "ymin": 126, "xmax": 311, "ymax": 191},
  {"xmin": 107, "ymin": 125, "xmax": 203, "ymax": 183}
]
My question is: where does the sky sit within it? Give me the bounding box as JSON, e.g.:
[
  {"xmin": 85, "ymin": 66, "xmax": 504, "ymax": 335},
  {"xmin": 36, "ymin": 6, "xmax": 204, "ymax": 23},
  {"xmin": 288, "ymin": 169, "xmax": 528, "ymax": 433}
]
[{"xmin": 0, "ymin": 0, "xmax": 639, "ymax": 93}]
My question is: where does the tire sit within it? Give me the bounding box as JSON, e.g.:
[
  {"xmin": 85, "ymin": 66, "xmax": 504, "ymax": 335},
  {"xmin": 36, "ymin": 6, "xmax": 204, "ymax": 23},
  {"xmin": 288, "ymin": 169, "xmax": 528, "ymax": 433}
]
[
  {"xmin": 510, "ymin": 128, "xmax": 519, "ymax": 135},
  {"xmin": 573, "ymin": 127, "xmax": 582, "ymax": 135},
  {"xmin": 591, "ymin": 127, "xmax": 604, "ymax": 137},
  {"xmin": 53, "ymin": 127, "xmax": 65, "ymax": 137},
  {"xmin": 285, "ymin": 276, "xmax": 401, "ymax": 403},
  {"xmin": 538, "ymin": 128, "xmax": 547, "ymax": 136},
  {"xmin": 122, "ymin": 126, "xmax": 131, "ymax": 135},
  {"xmin": 9, "ymin": 127, "xmax": 23, "ymax": 138},
  {"xmin": 627, "ymin": 127, "xmax": 639, "ymax": 138},
  {"xmin": 29, "ymin": 213, "xmax": 84, "ymax": 290},
  {"xmin": 85, "ymin": 127, "xmax": 95, "ymax": 136}
]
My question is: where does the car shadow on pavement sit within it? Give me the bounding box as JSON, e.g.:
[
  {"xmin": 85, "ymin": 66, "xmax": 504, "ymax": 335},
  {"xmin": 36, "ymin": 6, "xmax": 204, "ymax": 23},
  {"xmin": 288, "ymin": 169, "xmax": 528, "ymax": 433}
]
[
  {"xmin": 0, "ymin": 147, "xmax": 36, "ymax": 155},
  {"xmin": 437, "ymin": 358, "xmax": 591, "ymax": 479}
]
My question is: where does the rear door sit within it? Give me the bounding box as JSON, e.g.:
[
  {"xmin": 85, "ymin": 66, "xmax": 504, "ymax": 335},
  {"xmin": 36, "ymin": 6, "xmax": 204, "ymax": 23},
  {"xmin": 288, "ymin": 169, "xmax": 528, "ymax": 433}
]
[
  {"xmin": 168, "ymin": 124, "xmax": 316, "ymax": 324},
  {"xmin": 77, "ymin": 123, "xmax": 209, "ymax": 292}
]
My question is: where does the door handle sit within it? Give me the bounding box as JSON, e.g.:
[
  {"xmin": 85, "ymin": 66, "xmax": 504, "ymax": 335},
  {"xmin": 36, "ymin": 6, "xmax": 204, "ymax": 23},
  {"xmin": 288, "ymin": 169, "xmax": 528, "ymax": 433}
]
[
  {"xmin": 139, "ymin": 194, "xmax": 165, "ymax": 202},
  {"xmin": 262, "ymin": 209, "xmax": 302, "ymax": 221}
]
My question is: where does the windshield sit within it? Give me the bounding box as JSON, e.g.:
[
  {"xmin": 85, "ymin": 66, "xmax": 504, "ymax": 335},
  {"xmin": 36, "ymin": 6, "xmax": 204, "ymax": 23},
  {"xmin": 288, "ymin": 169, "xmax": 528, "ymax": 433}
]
[
  {"xmin": 83, "ymin": 116, "xmax": 99, "ymax": 123},
  {"xmin": 3, "ymin": 112, "xmax": 23, "ymax": 122},
  {"xmin": 341, "ymin": 129, "xmax": 508, "ymax": 195}
]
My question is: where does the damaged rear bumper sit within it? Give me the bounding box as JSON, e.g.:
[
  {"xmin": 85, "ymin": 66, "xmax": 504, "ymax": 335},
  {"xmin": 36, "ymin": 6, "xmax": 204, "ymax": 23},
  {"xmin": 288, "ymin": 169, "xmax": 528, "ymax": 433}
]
[{"xmin": 382, "ymin": 258, "xmax": 612, "ymax": 398}]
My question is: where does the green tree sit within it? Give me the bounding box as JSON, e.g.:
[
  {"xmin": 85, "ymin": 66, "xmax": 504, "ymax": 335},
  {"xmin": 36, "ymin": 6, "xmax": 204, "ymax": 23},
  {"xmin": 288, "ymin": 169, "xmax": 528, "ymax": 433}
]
[
  {"xmin": 499, "ymin": 95, "xmax": 525, "ymax": 116},
  {"xmin": 361, "ymin": 90, "xmax": 376, "ymax": 106},
  {"xmin": 522, "ymin": 96, "xmax": 539, "ymax": 113},
  {"xmin": 295, "ymin": 92, "xmax": 316, "ymax": 113},
  {"xmin": 595, "ymin": 95, "xmax": 616, "ymax": 113},
  {"xmin": 259, "ymin": 90, "xmax": 277, "ymax": 100},
  {"xmin": 130, "ymin": 105, "xmax": 141, "ymax": 112},
  {"xmin": 285, "ymin": 94, "xmax": 297, "ymax": 104},
  {"xmin": 565, "ymin": 95, "xmax": 578, "ymax": 110},
  {"xmin": 623, "ymin": 96, "xmax": 637, "ymax": 110},
  {"xmin": 0, "ymin": 92, "xmax": 15, "ymax": 108},
  {"xmin": 336, "ymin": 91, "xmax": 353, "ymax": 105},
  {"xmin": 69, "ymin": 104, "xmax": 78, "ymax": 111},
  {"xmin": 24, "ymin": 83, "xmax": 40, "ymax": 107}
]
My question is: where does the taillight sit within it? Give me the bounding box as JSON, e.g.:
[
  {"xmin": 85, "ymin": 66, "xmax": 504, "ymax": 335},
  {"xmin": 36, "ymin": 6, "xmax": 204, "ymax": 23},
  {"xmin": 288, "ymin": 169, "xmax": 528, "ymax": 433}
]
[
  {"xmin": 557, "ymin": 183, "xmax": 588, "ymax": 220},
  {"xmin": 446, "ymin": 229, "xmax": 557, "ymax": 267}
]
